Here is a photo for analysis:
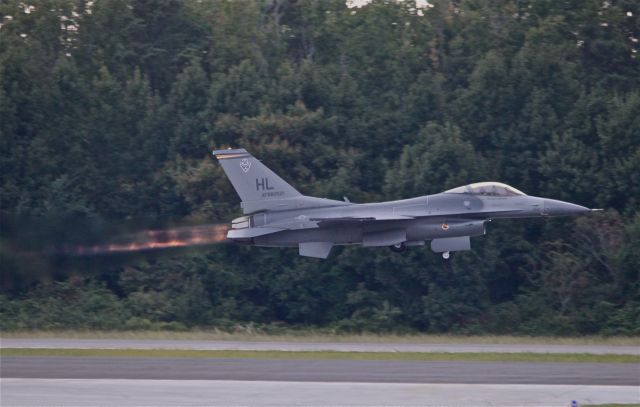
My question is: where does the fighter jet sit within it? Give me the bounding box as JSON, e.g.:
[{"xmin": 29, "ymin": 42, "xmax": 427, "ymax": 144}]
[{"xmin": 212, "ymin": 148, "xmax": 596, "ymax": 259}]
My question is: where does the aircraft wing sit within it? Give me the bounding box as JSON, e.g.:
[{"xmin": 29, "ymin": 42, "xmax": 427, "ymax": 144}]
[
  {"xmin": 310, "ymin": 215, "xmax": 414, "ymax": 221},
  {"xmin": 308, "ymin": 209, "xmax": 529, "ymax": 227},
  {"xmin": 309, "ymin": 215, "xmax": 415, "ymax": 227}
]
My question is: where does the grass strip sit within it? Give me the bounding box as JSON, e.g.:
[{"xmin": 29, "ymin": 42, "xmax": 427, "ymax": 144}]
[
  {"xmin": 3, "ymin": 330, "xmax": 639, "ymax": 346},
  {"xmin": 2, "ymin": 348, "xmax": 638, "ymax": 363}
]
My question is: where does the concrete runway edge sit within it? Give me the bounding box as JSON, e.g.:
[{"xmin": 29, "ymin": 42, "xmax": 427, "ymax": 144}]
[{"xmin": 2, "ymin": 379, "xmax": 639, "ymax": 407}]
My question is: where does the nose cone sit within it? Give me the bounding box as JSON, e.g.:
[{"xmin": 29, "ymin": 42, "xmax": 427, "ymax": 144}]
[{"xmin": 543, "ymin": 199, "xmax": 591, "ymax": 216}]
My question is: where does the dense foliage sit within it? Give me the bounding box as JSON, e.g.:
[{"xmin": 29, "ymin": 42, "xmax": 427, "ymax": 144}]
[{"xmin": 1, "ymin": 0, "xmax": 638, "ymax": 335}]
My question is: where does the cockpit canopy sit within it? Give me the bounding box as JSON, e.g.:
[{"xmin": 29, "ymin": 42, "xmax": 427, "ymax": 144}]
[{"xmin": 445, "ymin": 182, "xmax": 526, "ymax": 197}]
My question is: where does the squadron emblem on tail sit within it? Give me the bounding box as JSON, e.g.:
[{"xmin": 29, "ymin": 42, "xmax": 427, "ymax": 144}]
[{"xmin": 240, "ymin": 158, "xmax": 251, "ymax": 173}]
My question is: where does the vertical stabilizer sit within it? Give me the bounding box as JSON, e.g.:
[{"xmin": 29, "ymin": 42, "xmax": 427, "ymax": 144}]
[{"xmin": 212, "ymin": 148, "xmax": 302, "ymax": 206}]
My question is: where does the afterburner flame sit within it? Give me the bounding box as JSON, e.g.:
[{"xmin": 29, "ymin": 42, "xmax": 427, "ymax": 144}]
[{"xmin": 65, "ymin": 223, "xmax": 230, "ymax": 256}]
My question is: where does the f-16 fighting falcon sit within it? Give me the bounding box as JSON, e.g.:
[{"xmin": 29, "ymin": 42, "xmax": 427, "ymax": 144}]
[{"xmin": 212, "ymin": 148, "xmax": 597, "ymax": 259}]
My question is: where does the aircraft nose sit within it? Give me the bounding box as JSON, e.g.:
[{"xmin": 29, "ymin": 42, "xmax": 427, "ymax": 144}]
[{"xmin": 543, "ymin": 199, "xmax": 591, "ymax": 216}]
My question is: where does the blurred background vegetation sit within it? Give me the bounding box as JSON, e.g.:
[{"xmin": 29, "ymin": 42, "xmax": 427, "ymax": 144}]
[{"xmin": 0, "ymin": 0, "xmax": 638, "ymax": 335}]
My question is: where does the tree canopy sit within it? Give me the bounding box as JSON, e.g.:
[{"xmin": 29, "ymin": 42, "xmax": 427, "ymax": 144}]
[{"xmin": 1, "ymin": 0, "xmax": 638, "ymax": 335}]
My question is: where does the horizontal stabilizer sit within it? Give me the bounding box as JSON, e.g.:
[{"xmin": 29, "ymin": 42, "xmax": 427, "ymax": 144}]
[{"xmin": 227, "ymin": 227, "xmax": 283, "ymax": 239}]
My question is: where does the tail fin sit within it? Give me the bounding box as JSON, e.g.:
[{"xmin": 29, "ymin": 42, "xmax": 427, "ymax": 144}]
[{"xmin": 212, "ymin": 148, "xmax": 302, "ymax": 207}]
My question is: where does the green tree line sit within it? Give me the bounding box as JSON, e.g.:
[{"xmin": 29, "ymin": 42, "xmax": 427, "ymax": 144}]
[{"xmin": 1, "ymin": 0, "xmax": 638, "ymax": 335}]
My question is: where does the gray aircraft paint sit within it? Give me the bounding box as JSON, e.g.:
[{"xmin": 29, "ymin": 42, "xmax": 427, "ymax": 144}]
[{"xmin": 212, "ymin": 148, "xmax": 594, "ymax": 259}]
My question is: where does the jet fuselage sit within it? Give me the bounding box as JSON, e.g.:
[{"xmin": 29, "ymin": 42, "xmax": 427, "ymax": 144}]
[{"xmin": 213, "ymin": 148, "xmax": 594, "ymax": 259}]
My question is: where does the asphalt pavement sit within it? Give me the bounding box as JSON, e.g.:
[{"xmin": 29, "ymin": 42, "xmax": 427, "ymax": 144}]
[{"xmin": 2, "ymin": 356, "xmax": 638, "ymax": 385}]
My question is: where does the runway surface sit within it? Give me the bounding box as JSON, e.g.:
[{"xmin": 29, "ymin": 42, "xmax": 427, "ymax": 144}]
[
  {"xmin": 3, "ymin": 379, "xmax": 639, "ymax": 406},
  {"xmin": 3, "ymin": 356, "xmax": 639, "ymax": 385},
  {"xmin": 3, "ymin": 341, "xmax": 639, "ymax": 406},
  {"xmin": 3, "ymin": 337, "xmax": 638, "ymax": 354}
]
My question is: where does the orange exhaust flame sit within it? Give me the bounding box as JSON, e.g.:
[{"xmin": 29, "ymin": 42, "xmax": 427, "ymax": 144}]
[{"xmin": 64, "ymin": 223, "xmax": 230, "ymax": 256}]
